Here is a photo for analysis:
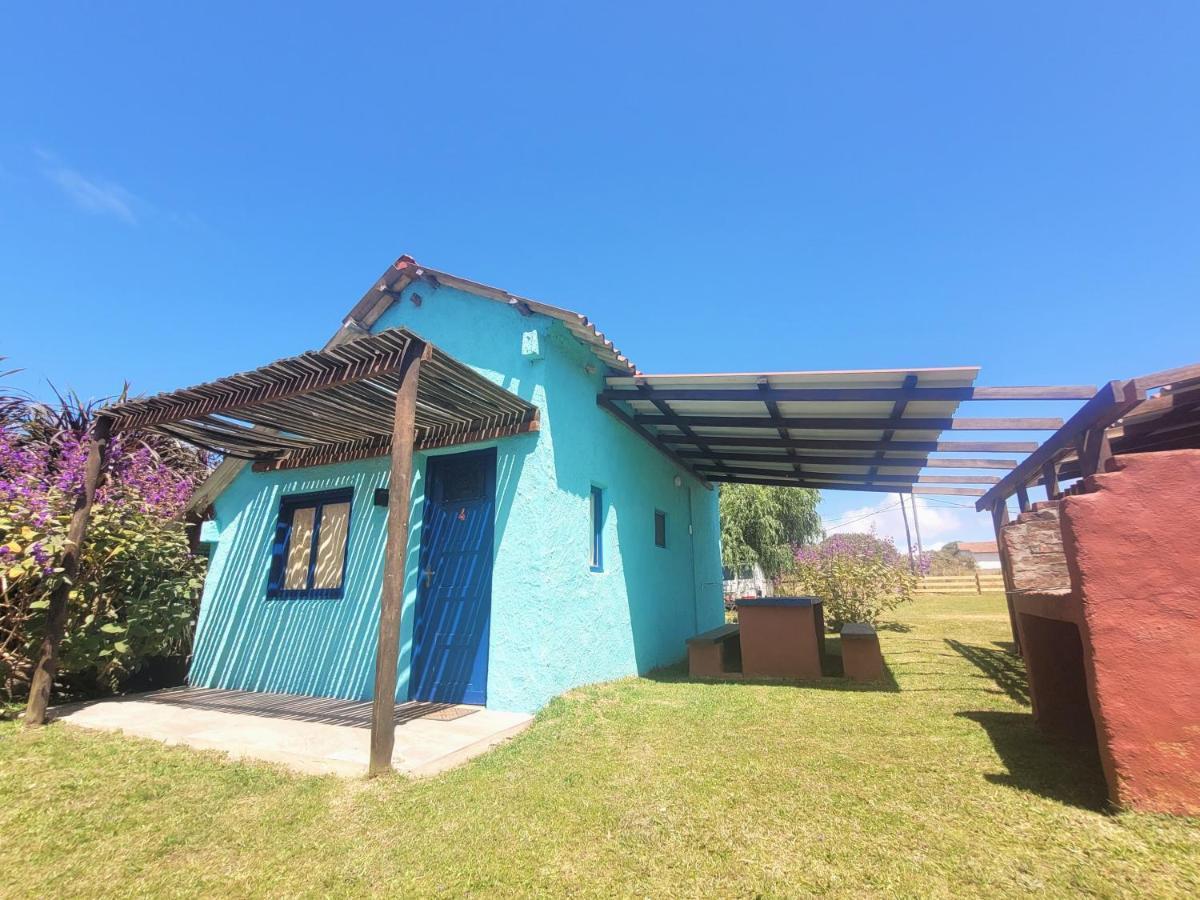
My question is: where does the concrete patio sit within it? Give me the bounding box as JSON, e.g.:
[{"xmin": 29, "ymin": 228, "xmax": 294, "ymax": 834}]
[{"xmin": 51, "ymin": 687, "xmax": 532, "ymax": 778}]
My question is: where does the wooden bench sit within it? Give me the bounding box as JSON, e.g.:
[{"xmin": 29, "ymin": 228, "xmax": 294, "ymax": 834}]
[
  {"xmin": 687, "ymin": 624, "xmax": 742, "ymax": 678},
  {"xmin": 840, "ymin": 623, "xmax": 884, "ymax": 683}
]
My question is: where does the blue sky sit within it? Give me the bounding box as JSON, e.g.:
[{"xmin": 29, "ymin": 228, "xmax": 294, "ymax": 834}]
[{"xmin": 3, "ymin": 2, "xmax": 1198, "ymax": 546}]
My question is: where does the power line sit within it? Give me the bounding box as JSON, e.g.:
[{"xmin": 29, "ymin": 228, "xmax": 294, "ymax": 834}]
[{"xmin": 823, "ymin": 501, "xmax": 902, "ymax": 532}]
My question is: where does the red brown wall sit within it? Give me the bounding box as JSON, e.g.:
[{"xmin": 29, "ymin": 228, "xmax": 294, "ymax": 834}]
[{"xmin": 1060, "ymin": 450, "xmax": 1200, "ymax": 814}]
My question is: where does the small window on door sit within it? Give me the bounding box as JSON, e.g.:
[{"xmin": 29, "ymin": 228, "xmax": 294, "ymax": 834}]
[
  {"xmin": 267, "ymin": 488, "xmax": 353, "ymax": 599},
  {"xmin": 654, "ymin": 510, "xmax": 667, "ymax": 548},
  {"xmin": 590, "ymin": 486, "xmax": 604, "ymax": 572}
]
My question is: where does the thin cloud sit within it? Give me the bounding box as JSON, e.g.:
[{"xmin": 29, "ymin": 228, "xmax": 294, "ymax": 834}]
[
  {"xmin": 821, "ymin": 494, "xmax": 993, "ymax": 552},
  {"xmin": 37, "ymin": 151, "xmax": 140, "ymax": 224}
]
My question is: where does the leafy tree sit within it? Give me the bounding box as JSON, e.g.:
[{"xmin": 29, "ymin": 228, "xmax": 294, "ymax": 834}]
[
  {"xmin": 718, "ymin": 484, "xmax": 821, "ymax": 578},
  {"xmin": 925, "ymin": 541, "xmax": 977, "ymax": 576},
  {"xmin": 784, "ymin": 532, "xmax": 919, "ymax": 628},
  {"xmin": 1, "ymin": 380, "xmax": 211, "ymax": 700}
]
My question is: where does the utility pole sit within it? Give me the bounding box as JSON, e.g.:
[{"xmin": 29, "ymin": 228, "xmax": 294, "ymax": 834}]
[
  {"xmin": 911, "ymin": 493, "xmax": 924, "ymax": 562},
  {"xmin": 897, "ymin": 493, "xmax": 915, "ymax": 573}
]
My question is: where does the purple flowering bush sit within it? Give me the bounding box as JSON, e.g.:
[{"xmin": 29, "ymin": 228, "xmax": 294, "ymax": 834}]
[
  {"xmin": 0, "ymin": 385, "xmax": 211, "ymax": 700},
  {"xmin": 782, "ymin": 532, "xmax": 922, "ymax": 628}
]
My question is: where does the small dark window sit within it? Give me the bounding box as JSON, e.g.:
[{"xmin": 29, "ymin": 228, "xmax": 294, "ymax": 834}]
[
  {"xmin": 654, "ymin": 510, "xmax": 667, "ymax": 548},
  {"xmin": 267, "ymin": 488, "xmax": 353, "ymax": 599},
  {"xmin": 590, "ymin": 486, "xmax": 604, "ymax": 572},
  {"xmin": 441, "ymin": 459, "xmax": 485, "ymax": 502}
]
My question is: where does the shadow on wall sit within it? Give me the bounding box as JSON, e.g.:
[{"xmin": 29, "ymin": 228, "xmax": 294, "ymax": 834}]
[
  {"xmin": 945, "ymin": 638, "xmax": 1031, "ymax": 707},
  {"xmin": 956, "ymin": 710, "xmax": 1110, "ymax": 812},
  {"xmin": 189, "ymin": 462, "xmax": 391, "ymax": 702}
]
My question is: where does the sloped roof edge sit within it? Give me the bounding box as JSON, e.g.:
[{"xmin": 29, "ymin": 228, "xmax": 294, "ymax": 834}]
[{"xmin": 346, "ymin": 256, "xmax": 638, "ymax": 375}]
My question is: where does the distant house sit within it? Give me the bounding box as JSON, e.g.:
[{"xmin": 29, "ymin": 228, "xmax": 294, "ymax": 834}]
[{"xmin": 957, "ymin": 540, "xmax": 1001, "ymax": 570}]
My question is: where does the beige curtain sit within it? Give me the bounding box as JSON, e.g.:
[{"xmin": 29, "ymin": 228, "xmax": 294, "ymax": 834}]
[
  {"xmin": 313, "ymin": 502, "xmax": 351, "ymax": 589},
  {"xmin": 283, "ymin": 506, "xmax": 316, "ymax": 590}
]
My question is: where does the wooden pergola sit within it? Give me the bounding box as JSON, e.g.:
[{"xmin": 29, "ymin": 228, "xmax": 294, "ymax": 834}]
[
  {"xmin": 23, "ymin": 327, "xmax": 538, "ymax": 776},
  {"xmin": 972, "ymin": 363, "xmax": 1200, "ymax": 649}
]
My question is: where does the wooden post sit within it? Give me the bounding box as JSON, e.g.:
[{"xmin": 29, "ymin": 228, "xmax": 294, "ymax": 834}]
[
  {"xmin": 368, "ymin": 340, "xmax": 428, "ymax": 777},
  {"xmin": 990, "ymin": 500, "xmax": 1022, "ymax": 654},
  {"xmin": 1016, "ymin": 482, "xmax": 1030, "ymax": 512},
  {"xmin": 24, "ymin": 415, "xmax": 112, "ymax": 726},
  {"xmin": 1042, "ymin": 461, "xmax": 1059, "ymax": 500},
  {"xmin": 974, "ymin": 569, "xmax": 982, "ymax": 594}
]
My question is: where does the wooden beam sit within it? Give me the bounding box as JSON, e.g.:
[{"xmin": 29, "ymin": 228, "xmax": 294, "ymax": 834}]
[
  {"xmin": 250, "ymin": 414, "xmax": 541, "ymax": 472},
  {"xmin": 1042, "ymin": 461, "xmax": 1060, "ymax": 499},
  {"xmin": 600, "ymin": 385, "xmax": 1096, "ymax": 402},
  {"xmin": 107, "ymin": 337, "xmax": 417, "ymax": 432},
  {"xmin": 867, "ymin": 374, "xmax": 918, "ymax": 486},
  {"xmin": 975, "ymin": 380, "xmax": 1145, "ymax": 511},
  {"xmin": 656, "ymin": 435, "xmax": 1040, "ymax": 453},
  {"xmin": 671, "ymin": 450, "xmax": 1017, "ymax": 469},
  {"xmin": 704, "ymin": 474, "xmax": 986, "ymax": 497},
  {"xmin": 637, "ymin": 382, "xmax": 730, "ymax": 476},
  {"xmin": 24, "ymin": 415, "xmax": 112, "ymax": 726},
  {"xmin": 368, "ymin": 341, "xmax": 428, "ymax": 776},
  {"xmin": 632, "ymin": 414, "xmax": 1064, "ymax": 431},
  {"xmin": 595, "ymin": 397, "xmax": 710, "ymax": 488},
  {"xmin": 990, "ymin": 502, "xmax": 1021, "ymax": 653},
  {"xmin": 693, "ymin": 465, "xmax": 997, "ymax": 484}
]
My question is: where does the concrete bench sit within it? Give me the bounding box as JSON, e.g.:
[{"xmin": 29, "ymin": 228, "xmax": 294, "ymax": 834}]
[
  {"xmin": 687, "ymin": 624, "xmax": 742, "ymax": 678},
  {"xmin": 737, "ymin": 596, "xmax": 824, "ymax": 680},
  {"xmin": 840, "ymin": 623, "xmax": 884, "ymax": 683}
]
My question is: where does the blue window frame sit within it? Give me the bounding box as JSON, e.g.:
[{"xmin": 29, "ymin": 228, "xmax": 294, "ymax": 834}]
[
  {"xmin": 267, "ymin": 487, "xmax": 353, "ymax": 599},
  {"xmin": 590, "ymin": 485, "xmax": 604, "ymax": 572},
  {"xmin": 654, "ymin": 509, "xmax": 667, "ymax": 548}
]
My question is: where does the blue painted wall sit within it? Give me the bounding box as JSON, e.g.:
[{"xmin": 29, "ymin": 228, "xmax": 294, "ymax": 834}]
[{"xmin": 190, "ymin": 283, "xmax": 725, "ymax": 712}]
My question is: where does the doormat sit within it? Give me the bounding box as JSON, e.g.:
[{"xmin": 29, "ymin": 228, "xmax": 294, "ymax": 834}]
[{"xmin": 420, "ymin": 704, "xmax": 481, "ymax": 722}]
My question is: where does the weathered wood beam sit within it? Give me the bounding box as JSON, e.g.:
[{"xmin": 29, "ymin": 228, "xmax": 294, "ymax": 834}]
[
  {"xmin": 369, "ymin": 341, "xmax": 429, "ymax": 777},
  {"xmin": 250, "ymin": 414, "xmax": 541, "ymax": 473},
  {"xmin": 633, "ymin": 414, "xmax": 1064, "ymax": 431},
  {"xmin": 595, "ymin": 398, "xmax": 710, "ymax": 488},
  {"xmin": 657, "ymin": 435, "xmax": 1040, "ymax": 453},
  {"xmin": 975, "ymin": 380, "xmax": 1145, "ymax": 511},
  {"xmin": 107, "ymin": 340, "xmax": 416, "ymax": 431},
  {"xmin": 601, "ymin": 385, "xmax": 1096, "ymax": 402},
  {"xmin": 24, "ymin": 415, "xmax": 112, "ymax": 726}
]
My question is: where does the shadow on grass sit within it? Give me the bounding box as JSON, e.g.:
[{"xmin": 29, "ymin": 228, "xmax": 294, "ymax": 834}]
[
  {"xmin": 876, "ymin": 621, "xmax": 913, "ymax": 633},
  {"xmin": 957, "ymin": 710, "xmax": 1110, "ymax": 812},
  {"xmin": 945, "ymin": 638, "xmax": 1030, "ymax": 707},
  {"xmin": 647, "ymin": 650, "xmax": 901, "ymax": 694}
]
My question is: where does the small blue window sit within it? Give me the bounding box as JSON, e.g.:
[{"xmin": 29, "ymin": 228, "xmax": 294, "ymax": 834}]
[
  {"xmin": 654, "ymin": 510, "xmax": 667, "ymax": 548},
  {"xmin": 267, "ymin": 487, "xmax": 353, "ymax": 599},
  {"xmin": 590, "ymin": 486, "xmax": 604, "ymax": 572}
]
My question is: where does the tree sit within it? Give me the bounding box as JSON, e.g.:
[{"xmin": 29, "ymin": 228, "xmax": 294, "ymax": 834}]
[
  {"xmin": 925, "ymin": 541, "xmax": 977, "ymax": 576},
  {"xmin": 718, "ymin": 484, "xmax": 821, "ymax": 578},
  {"xmin": 788, "ymin": 531, "xmax": 919, "ymax": 628},
  {"xmin": 1, "ymin": 380, "xmax": 211, "ymax": 701}
]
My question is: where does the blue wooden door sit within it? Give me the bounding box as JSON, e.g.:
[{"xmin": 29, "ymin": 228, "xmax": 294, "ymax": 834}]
[{"xmin": 410, "ymin": 448, "xmax": 495, "ymax": 705}]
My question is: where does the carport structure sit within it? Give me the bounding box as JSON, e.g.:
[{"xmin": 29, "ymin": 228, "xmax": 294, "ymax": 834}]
[{"xmin": 599, "ymin": 368, "xmax": 1092, "ymax": 496}]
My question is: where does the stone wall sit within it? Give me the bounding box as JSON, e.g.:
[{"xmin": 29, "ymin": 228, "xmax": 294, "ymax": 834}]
[{"xmin": 1000, "ymin": 503, "xmax": 1072, "ymax": 593}]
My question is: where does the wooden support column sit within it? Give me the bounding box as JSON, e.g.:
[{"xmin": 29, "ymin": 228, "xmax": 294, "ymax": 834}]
[
  {"xmin": 990, "ymin": 500, "xmax": 1022, "ymax": 654},
  {"xmin": 368, "ymin": 340, "xmax": 430, "ymax": 776},
  {"xmin": 24, "ymin": 415, "xmax": 112, "ymax": 726},
  {"xmin": 1042, "ymin": 461, "xmax": 1060, "ymax": 499}
]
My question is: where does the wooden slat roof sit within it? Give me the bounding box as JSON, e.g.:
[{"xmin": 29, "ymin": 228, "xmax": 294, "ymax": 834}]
[{"xmin": 102, "ymin": 328, "xmax": 539, "ymax": 470}]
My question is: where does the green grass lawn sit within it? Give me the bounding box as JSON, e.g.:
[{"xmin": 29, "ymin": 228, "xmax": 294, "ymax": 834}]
[{"xmin": 2, "ymin": 593, "xmax": 1197, "ymax": 897}]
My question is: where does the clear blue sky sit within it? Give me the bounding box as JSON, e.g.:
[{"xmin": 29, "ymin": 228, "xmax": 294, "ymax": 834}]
[{"xmin": 3, "ymin": 2, "xmax": 1198, "ymax": 545}]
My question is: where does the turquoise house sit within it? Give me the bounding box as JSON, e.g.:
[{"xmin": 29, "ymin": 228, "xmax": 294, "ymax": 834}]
[{"xmin": 187, "ymin": 257, "xmax": 726, "ymax": 714}]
